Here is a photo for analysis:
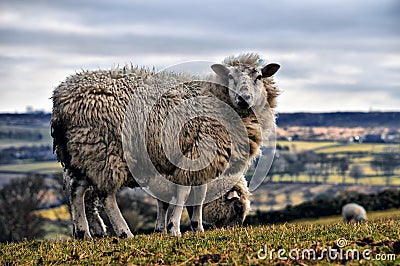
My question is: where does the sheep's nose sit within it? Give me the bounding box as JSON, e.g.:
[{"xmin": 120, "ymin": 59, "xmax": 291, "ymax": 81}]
[
  {"xmin": 235, "ymin": 93, "xmax": 252, "ymax": 109},
  {"xmin": 240, "ymin": 94, "xmax": 251, "ymax": 101},
  {"xmin": 233, "ymin": 200, "xmax": 244, "ymax": 213}
]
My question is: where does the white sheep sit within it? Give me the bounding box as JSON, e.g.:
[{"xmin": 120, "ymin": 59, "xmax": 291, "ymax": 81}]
[
  {"xmin": 342, "ymin": 203, "xmax": 367, "ymax": 223},
  {"xmin": 191, "ymin": 175, "xmax": 251, "ymax": 228},
  {"xmin": 51, "ymin": 53, "xmax": 280, "ymax": 238}
]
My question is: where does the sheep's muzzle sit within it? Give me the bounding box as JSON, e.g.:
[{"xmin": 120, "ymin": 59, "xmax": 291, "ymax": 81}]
[{"xmin": 235, "ymin": 94, "xmax": 251, "ymax": 109}]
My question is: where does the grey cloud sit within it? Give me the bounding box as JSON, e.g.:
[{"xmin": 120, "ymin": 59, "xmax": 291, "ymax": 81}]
[{"xmin": 0, "ymin": 0, "xmax": 399, "ymax": 112}]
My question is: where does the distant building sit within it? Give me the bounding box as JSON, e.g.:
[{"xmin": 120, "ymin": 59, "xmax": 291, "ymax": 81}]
[
  {"xmin": 363, "ymin": 134, "xmax": 384, "ymax": 143},
  {"xmin": 381, "ymin": 129, "xmax": 400, "ymax": 143},
  {"xmin": 350, "ymin": 136, "xmax": 363, "ymax": 143}
]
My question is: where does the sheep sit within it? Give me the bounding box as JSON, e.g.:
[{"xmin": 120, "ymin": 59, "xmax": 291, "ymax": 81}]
[
  {"xmin": 342, "ymin": 203, "xmax": 367, "ymax": 223},
  {"xmin": 51, "ymin": 53, "xmax": 280, "ymax": 238},
  {"xmin": 188, "ymin": 175, "xmax": 251, "ymax": 228},
  {"xmin": 83, "ymin": 175, "xmax": 251, "ymax": 237}
]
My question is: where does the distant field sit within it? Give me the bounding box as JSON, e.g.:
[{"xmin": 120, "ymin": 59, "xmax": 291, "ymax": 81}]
[
  {"xmin": 292, "ymin": 209, "xmax": 400, "ymax": 225},
  {"xmin": 274, "ymin": 140, "xmax": 400, "ymax": 186},
  {"xmin": 0, "ymin": 161, "xmax": 62, "ymax": 173},
  {"xmin": 0, "ymin": 125, "xmax": 52, "ymax": 149},
  {"xmin": 317, "ymin": 143, "xmax": 388, "ymax": 154},
  {"xmin": 270, "ymin": 173, "xmax": 400, "ymax": 186},
  {"xmin": 35, "ymin": 205, "xmax": 70, "ymax": 221},
  {"xmin": 276, "ymin": 140, "xmax": 391, "ymax": 154},
  {"xmin": 277, "ymin": 140, "xmax": 337, "ymax": 151}
]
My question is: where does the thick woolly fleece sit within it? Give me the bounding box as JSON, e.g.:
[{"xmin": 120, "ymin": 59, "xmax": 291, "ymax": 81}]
[{"xmin": 52, "ymin": 53, "xmax": 279, "ymax": 236}]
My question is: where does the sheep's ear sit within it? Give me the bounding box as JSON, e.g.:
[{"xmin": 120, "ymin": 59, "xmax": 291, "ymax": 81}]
[
  {"xmin": 227, "ymin": 190, "xmax": 240, "ymax": 200},
  {"xmin": 211, "ymin": 64, "xmax": 230, "ymax": 77},
  {"xmin": 261, "ymin": 63, "xmax": 280, "ymax": 78}
]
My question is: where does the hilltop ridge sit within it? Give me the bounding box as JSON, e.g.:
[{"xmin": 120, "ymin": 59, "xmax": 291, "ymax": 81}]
[
  {"xmin": 1, "ymin": 111, "xmax": 399, "ymax": 128},
  {"xmin": 276, "ymin": 112, "xmax": 400, "ymax": 127}
]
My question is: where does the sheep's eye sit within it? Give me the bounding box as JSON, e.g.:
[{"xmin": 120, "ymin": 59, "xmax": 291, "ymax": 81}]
[
  {"xmin": 228, "ymin": 74, "xmax": 234, "ymax": 80},
  {"xmin": 256, "ymin": 75, "xmax": 262, "ymax": 81}
]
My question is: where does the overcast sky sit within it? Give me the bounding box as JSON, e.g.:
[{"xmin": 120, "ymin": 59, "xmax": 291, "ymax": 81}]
[{"xmin": 0, "ymin": 0, "xmax": 399, "ymax": 113}]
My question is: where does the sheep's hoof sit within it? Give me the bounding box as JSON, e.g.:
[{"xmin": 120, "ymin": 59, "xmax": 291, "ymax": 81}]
[
  {"xmin": 196, "ymin": 226, "xmax": 204, "ymax": 233},
  {"xmin": 154, "ymin": 226, "xmax": 166, "ymax": 233},
  {"xmin": 74, "ymin": 230, "xmax": 92, "ymax": 240},
  {"xmin": 93, "ymin": 232, "xmax": 107, "ymax": 238},
  {"xmin": 191, "ymin": 221, "xmax": 204, "ymax": 233},
  {"xmin": 169, "ymin": 227, "xmax": 181, "ymax": 237},
  {"xmin": 119, "ymin": 232, "xmax": 134, "ymax": 238}
]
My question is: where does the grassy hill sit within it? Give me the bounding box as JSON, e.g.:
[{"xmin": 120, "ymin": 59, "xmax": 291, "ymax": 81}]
[
  {"xmin": 1, "ymin": 218, "xmax": 399, "ymax": 265},
  {"xmin": 0, "ymin": 113, "xmax": 399, "ymax": 264}
]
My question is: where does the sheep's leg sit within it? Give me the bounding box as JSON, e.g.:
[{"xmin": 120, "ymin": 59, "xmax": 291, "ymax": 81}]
[
  {"xmin": 87, "ymin": 205, "xmax": 107, "ymax": 238},
  {"xmin": 155, "ymin": 200, "xmax": 169, "ymax": 233},
  {"xmin": 186, "ymin": 206, "xmax": 193, "ymax": 220},
  {"xmin": 167, "ymin": 186, "xmax": 191, "ymax": 237},
  {"xmin": 343, "ymin": 216, "xmax": 352, "ymax": 223},
  {"xmin": 190, "ymin": 185, "xmax": 207, "ymax": 233},
  {"xmin": 85, "ymin": 191, "xmax": 107, "ymax": 237},
  {"xmin": 65, "ymin": 172, "xmax": 91, "ymax": 239},
  {"xmin": 101, "ymin": 193, "xmax": 133, "ymax": 238}
]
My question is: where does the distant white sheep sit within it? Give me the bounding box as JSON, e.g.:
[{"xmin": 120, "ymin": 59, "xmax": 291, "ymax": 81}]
[
  {"xmin": 52, "ymin": 53, "xmax": 280, "ymax": 238},
  {"xmin": 342, "ymin": 203, "xmax": 367, "ymax": 223}
]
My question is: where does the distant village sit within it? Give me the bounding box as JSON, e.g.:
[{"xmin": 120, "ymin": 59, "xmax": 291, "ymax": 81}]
[
  {"xmin": 0, "ymin": 112, "xmax": 399, "ymax": 166},
  {"xmin": 277, "ymin": 126, "xmax": 400, "ymax": 143}
]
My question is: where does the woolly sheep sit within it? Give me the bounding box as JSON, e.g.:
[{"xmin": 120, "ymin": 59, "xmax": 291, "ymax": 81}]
[
  {"xmin": 51, "ymin": 53, "xmax": 280, "ymax": 238},
  {"xmin": 342, "ymin": 203, "xmax": 367, "ymax": 223},
  {"xmin": 83, "ymin": 175, "xmax": 251, "ymax": 237},
  {"xmin": 188, "ymin": 175, "xmax": 251, "ymax": 228}
]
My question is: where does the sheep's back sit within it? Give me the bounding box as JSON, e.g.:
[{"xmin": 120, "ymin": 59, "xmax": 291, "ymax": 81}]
[
  {"xmin": 342, "ymin": 203, "xmax": 366, "ymax": 219},
  {"xmin": 51, "ymin": 70, "xmax": 144, "ymax": 190},
  {"xmin": 122, "ymin": 80, "xmax": 256, "ymax": 186}
]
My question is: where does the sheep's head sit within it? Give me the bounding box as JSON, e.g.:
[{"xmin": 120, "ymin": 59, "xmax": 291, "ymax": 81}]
[
  {"xmin": 202, "ymin": 179, "xmax": 251, "ymax": 227},
  {"xmin": 211, "ymin": 63, "xmax": 280, "ymax": 109}
]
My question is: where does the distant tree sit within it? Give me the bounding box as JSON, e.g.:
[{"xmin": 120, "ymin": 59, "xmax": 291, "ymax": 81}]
[
  {"xmin": 317, "ymin": 153, "xmax": 329, "ymax": 183},
  {"xmin": 370, "ymin": 147, "xmax": 400, "ymax": 186},
  {"xmin": 322, "ymin": 172, "xmax": 330, "ymax": 184},
  {"xmin": 0, "ymin": 174, "xmax": 45, "ymax": 242},
  {"xmin": 305, "ymin": 163, "xmax": 318, "ymax": 183},
  {"xmin": 329, "ymin": 156, "xmax": 350, "ymax": 184},
  {"xmin": 284, "ymin": 190, "xmax": 292, "ymax": 205},
  {"xmin": 282, "ymin": 152, "xmax": 307, "ymax": 182},
  {"xmin": 266, "ymin": 193, "xmax": 277, "ymax": 211},
  {"xmin": 349, "ymin": 164, "xmax": 364, "ymax": 185},
  {"xmin": 269, "ymin": 153, "xmax": 287, "ymax": 182},
  {"xmin": 337, "ymin": 157, "xmax": 350, "ymax": 184},
  {"xmin": 283, "ymin": 153, "xmax": 299, "ymax": 182}
]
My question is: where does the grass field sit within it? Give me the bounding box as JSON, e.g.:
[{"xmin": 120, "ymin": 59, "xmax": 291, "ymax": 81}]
[
  {"xmin": 35, "ymin": 205, "xmax": 71, "ymax": 221},
  {"xmin": 35, "ymin": 205, "xmax": 400, "ymax": 239},
  {"xmin": 274, "ymin": 140, "xmax": 400, "ymax": 186},
  {"xmin": 0, "ymin": 125, "xmax": 52, "ymax": 149},
  {"xmin": 277, "ymin": 140, "xmax": 338, "ymax": 151},
  {"xmin": 1, "ymin": 219, "xmax": 399, "ymax": 265},
  {"xmin": 317, "ymin": 143, "xmax": 388, "ymax": 154},
  {"xmin": 276, "ymin": 140, "xmax": 391, "ymax": 154},
  {"xmin": 0, "ymin": 161, "xmax": 62, "ymax": 173}
]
